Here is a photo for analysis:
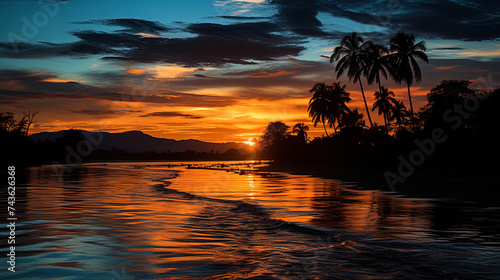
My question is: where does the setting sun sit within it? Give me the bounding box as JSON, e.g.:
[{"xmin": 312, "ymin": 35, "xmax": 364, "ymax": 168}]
[{"xmin": 245, "ymin": 139, "xmax": 256, "ymax": 146}]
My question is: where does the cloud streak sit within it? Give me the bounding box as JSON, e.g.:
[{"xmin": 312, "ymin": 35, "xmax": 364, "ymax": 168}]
[
  {"xmin": 0, "ymin": 20, "xmax": 305, "ymax": 67},
  {"xmin": 75, "ymin": 18, "xmax": 169, "ymax": 35},
  {"xmin": 139, "ymin": 111, "xmax": 203, "ymax": 119},
  {"xmin": 0, "ymin": 69, "xmax": 238, "ymax": 107}
]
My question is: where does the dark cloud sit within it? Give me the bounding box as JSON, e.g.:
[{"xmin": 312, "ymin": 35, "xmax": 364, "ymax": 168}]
[
  {"xmin": 70, "ymin": 109, "xmax": 117, "ymax": 115},
  {"xmin": 269, "ymin": 0, "xmax": 500, "ymax": 41},
  {"xmin": 432, "ymin": 47, "xmax": 466, "ymax": 50},
  {"xmin": 318, "ymin": 1, "xmax": 387, "ymax": 26},
  {"xmin": 173, "ymin": 59, "xmax": 334, "ymax": 92},
  {"xmin": 70, "ymin": 109, "xmax": 143, "ymax": 115},
  {"xmin": 0, "ymin": 20, "xmax": 305, "ymax": 67},
  {"xmin": 268, "ymin": 0, "xmax": 390, "ymax": 37},
  {"xmin": 80, "ymin": 69, "xmax": 148, "ymax": 85},
  {"xmin": 215, "ymin": 16, "xmax": 271, "ymax": 20},
  {"xmin": 391, "ymin": 1, "xmax": 500, "ymax": 41},
  {"xmin": 0, "ymin": 69, "xmax": 104, "ymax": 93},
  {"xmin": 139, "ymin": 111, "xmax": 203, "ymax": 119},
  {"xmin": 270, "ymin": 0, "xmax": 327, "ymax": 36},
  {"xmin": 104, "ymin": 21, "xmax": 305, "ymax": 66},
  {"xmin": 187, "ymin": 21, "xmax": 285, "ymax": 44},
  {"xmin": 0, "ymin": 87, "xmax": 237, "ymax": 107},
  {"xmin": 75, "ymin": 18, "xmax": 169, "ymax": 35},
  {"xmin": 0, "ymin": 69, "xmax": 238, "ymax": 107},
  {"xmin": 0, "ymin": 39, "xmax": 116, "ymax": 59},
  {"xmin": 193, "ymin": 74, "xmax": 209, "ymax": 78}
]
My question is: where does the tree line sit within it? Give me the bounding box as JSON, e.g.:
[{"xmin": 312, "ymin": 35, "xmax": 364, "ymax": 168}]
[
  {"xmin": 258, "ymin": 80, "xmax": 499, "ymax": 172},
  {"xmin": 256, "ymin": 33, "xmax": 499, "ymax": 176}
]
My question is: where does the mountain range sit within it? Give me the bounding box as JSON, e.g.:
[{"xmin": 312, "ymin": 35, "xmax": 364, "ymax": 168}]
[{"xmin": 29, "ymin": 130, "xmax": 247, "ymax": 153}]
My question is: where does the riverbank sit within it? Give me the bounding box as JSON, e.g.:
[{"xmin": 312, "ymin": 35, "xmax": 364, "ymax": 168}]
[{"xmin": 259, "ymin": 161, "xmax": 500, "ymax": 207}]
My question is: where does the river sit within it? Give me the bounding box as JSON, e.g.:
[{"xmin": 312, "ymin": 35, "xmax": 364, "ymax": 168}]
[{"xmin": 2, "ymin": 161, "xmax": 499, "ymax": 279}]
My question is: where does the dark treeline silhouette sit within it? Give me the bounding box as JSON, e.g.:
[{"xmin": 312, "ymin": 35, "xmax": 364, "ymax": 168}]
[
  {"xmin": 1, "ymin": 111, "xmax": 42, "ymax": 167},
  {"xmin": 256, "ymin": 28, "xmax": 498, "ymax": 195},
  {"xmin": 257, "ymin": 32, "xmax": 498, "ymax": 175},
  {"xmin": 258, "ymin": 79, "xmax": 500, "ymax": 189},
  {"xmin": 1, "ymin": 124, "xmax": 94, "ymax": 167},
  {"xmin": 1, "ymin": 117, "xmax": 252, "ymax": 168}
]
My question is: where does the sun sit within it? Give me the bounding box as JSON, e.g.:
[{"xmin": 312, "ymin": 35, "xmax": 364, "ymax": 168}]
[{"xmin": 244, "ymin": 138, "xmax": 255, "ymax": 147}]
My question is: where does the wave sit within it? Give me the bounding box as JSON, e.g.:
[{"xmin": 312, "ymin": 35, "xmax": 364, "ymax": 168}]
[{"xmin": 152, "ymin": 183, "xmax": 346, "ymax": 242}]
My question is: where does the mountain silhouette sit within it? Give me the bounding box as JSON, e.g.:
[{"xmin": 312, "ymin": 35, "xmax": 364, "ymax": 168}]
[{"xmin": 29, "ymin": 130, "xmax": 247, "ymax": 153}]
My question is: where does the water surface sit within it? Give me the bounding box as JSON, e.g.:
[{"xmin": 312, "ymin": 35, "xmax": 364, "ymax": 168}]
[{"xmin": 2, "ymin": 162, "xmax": 500, "ymax": 279}]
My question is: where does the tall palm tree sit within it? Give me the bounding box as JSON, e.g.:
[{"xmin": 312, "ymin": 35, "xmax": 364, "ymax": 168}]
[
  {"xmin": 308, "ymin": 82, "xmax": 332, "ymax": 136},
  {"xmin": 372, "ymin": 86, "xmax": 397, "ymax": 130},
  {"xmin": 389, "ymin": 32, "xmax": 429, "ymax": 127},
  {"xmin": 389, "ymin": 100, "xmax": 409, "ymax": 129},
  {"xmin": 292, "ymin": 123, "xmax": 309, "ymax": 143},
  {"xmin": 330, "ymin": 32, "xmax": 374, "ymax": 128},
  {"xmin": 366, "ymin": 43, "xmax": 391, "ymax": 93}
]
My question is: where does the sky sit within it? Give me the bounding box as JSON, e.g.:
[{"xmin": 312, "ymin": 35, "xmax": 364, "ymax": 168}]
[{"xmin": 0, "ymin": 0, "xmax": 499, "ymax": 143}]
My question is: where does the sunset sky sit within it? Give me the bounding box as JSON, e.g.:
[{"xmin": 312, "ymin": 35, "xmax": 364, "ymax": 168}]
[{"xmin": 1, "ymin": 0, "xmax": 499, "ymax": 143}]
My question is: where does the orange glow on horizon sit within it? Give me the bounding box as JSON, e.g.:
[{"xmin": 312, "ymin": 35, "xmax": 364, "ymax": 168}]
[{"xmin": 244, "ymin": 138, "xmax": 256, "ymax": 146}]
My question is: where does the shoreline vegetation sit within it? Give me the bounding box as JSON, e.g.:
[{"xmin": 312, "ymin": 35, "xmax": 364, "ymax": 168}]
[
  {"xmin": 255, "ymin": 32, "xmax": 499, "ymax": 206},
  {"xmin": 1, "ymin": 32, "xmax": 499, "ymax": 206}
]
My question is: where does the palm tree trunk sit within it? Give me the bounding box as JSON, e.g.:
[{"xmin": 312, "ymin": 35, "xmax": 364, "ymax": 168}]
[
  {"xmin": 358, "ymin": 79, "xmax": 373, "ymax": 128},
  {"xmin": 407, "ymin": 83, "xmax": 415, "ymax": 128},
  {"xmin": 332, "ymin": 122, "xmax": 338, "ymax": 134},
  {"xmin": 383, "ymin": 111, "xmax": 388, "ymax": 130},
  {"xmin": 322, "ymin": 121, "xmax": 328, "ymax": 136},
  {"xmin": 377, "ymin": 76, "xmax": 383, "ymax": 95}
]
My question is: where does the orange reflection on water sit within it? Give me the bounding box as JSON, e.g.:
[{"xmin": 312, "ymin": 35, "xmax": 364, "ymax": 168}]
[
  {"xmin": 166, "ymin": 167, "xmax": 434, "ymax": 240},
  {"xmin": 18, "ymin": 162, "xmax": 448, "ymax": 278}
]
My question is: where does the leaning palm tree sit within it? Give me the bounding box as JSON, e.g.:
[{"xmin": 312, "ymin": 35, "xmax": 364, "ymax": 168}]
[
  {"xmin": 308, "ymin": 82, "xmax": 332, "ymax": 136},
  {"xmin": 389, "ymin": 32, "xmax": 429, "ymax": 127},
  {"xmin": 292, "ymin": 123, "xmax": 309, "ymax": 143},
  {"xmin": 372, "ymin": 86, "xmax": 397, "ymax": 130},
  {"xmin": 389, "ymin": 100, "xmax": 409, "ymax": 129},
  {"xmin": 331, "ymin": 32, "xmax": 374, "ymax": 128}
]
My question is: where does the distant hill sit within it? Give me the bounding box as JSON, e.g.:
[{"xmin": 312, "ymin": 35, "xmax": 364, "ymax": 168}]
[{"xmin": 29, "ymin": 130, "xmax": 247, "ymax": 153}]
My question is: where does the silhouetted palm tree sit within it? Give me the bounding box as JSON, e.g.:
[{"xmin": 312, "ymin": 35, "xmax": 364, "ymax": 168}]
[
  {"xmin": 327, "ymin": 82, "xmax": 352, "ymax": 133},
  {"xmin": 389, "ymin": 100, "xmax": 409, "ymax": 129},
  {"xmin": 292, "ymin": 123, "xmax": 309, "ymax": 143},
  {"xmin": 389, "ymin": 32, "xmax": 428, "ymax": 127},
  {"xmin": 366, "ymin": 44, "xmax": 392, "ymax": 93},
  {"xmin": 339, "ymin": 109, "xmax": 365, "ymax": 129},
  {"xmin": 308, "ymin": 83, "xmax": 332, "ymax": 136},
  {"xmin": 372, "ymin": 86, "xmax": 397, "ymax": 130},
  {"xmin": 331, "ymin": 32, "xmax": 374, "ymax": 128}
]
